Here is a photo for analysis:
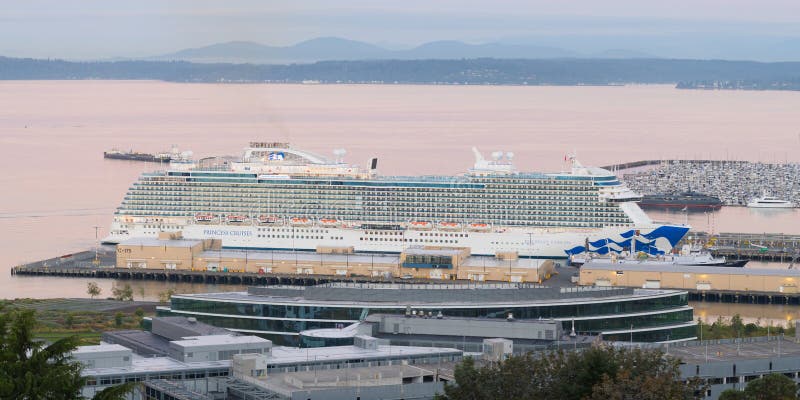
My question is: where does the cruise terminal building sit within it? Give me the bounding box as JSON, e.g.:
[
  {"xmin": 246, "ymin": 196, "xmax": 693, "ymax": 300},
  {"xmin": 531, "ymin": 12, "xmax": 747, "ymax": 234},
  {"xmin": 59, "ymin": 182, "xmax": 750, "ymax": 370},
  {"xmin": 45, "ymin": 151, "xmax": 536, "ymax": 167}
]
[{"xmin": 157, "ymin": 282, "xmax": 696, "ymax": 345}]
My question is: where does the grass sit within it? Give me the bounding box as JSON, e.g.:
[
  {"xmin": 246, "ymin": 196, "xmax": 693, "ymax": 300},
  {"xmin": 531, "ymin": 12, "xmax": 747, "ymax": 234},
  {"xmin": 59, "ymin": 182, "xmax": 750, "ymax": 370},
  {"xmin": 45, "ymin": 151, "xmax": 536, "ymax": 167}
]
[{"xmin": 1, "ymin": 299, "xmax": 153, "ymax": 346}]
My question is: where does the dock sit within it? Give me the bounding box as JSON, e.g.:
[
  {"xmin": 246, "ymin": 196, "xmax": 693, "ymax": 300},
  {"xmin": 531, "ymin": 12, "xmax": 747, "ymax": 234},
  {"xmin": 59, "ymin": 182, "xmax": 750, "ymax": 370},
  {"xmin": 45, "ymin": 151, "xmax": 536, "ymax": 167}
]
[
  {"xmin": 11, "ymin": 248, "xmax": 455, "ymax": 286},
  {"xmin": 688, "ymin": 232, "xmax": 800, "ymax": 263}
]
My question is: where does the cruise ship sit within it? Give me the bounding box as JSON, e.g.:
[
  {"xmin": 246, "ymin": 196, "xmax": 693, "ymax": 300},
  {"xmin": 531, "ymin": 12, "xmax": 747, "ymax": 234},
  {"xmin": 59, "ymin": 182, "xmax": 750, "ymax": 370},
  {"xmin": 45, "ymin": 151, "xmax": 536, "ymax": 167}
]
[{"xmin": 105, "ymin": 142, "xmax": 689, "ymax": 259}]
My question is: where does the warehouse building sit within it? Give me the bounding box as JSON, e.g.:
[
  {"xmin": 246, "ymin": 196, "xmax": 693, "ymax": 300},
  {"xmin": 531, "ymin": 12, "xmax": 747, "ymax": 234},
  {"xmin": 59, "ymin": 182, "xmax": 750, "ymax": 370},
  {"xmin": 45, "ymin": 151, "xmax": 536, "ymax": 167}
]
[
  {"xmin": 580, "ymin": 260, "xmax": 800, "ymax": 293},
  {"xmin": 115, "ymin": 233, "xmax": 554, "ymax": 283}
]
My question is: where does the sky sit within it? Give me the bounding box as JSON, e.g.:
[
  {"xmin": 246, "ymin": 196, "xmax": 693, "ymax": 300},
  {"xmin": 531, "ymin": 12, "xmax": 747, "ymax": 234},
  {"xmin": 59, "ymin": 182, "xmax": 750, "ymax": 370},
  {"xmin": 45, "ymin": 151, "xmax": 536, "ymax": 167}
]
[{"xmin": 2, "ymin": 0, "xmax": 800, "ymax": 59}]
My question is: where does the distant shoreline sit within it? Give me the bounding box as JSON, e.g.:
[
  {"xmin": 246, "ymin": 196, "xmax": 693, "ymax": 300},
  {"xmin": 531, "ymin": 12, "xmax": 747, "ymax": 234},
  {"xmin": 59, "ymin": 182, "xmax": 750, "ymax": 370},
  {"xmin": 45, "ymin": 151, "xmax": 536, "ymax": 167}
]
[{"xmin": 1, "ymin": 56, "xmax": 799, "ymax": 91}]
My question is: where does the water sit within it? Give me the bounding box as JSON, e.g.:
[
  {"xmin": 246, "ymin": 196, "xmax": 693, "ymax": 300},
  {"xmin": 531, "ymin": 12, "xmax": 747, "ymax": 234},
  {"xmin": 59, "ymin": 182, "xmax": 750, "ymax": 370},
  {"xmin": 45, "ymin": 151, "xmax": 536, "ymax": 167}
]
[{"xmin": 1, "ymin": 81, "xmax": 799, "ymax": 311}]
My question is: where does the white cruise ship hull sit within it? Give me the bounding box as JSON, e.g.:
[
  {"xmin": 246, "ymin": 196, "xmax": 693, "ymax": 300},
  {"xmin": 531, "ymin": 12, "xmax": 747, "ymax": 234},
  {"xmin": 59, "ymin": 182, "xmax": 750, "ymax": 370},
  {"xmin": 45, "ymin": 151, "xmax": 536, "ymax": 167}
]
[{"xmin": 105, "ymin": 220, "xmax": 688, "ymax": 259}]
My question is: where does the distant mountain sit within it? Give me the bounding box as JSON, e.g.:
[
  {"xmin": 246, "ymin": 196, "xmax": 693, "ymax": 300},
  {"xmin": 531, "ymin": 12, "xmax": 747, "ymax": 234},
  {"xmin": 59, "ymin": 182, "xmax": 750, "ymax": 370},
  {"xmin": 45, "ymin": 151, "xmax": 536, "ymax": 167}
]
[{"xmin": 149, "ymin": 37, "xmax": 595, "ymax": 64}]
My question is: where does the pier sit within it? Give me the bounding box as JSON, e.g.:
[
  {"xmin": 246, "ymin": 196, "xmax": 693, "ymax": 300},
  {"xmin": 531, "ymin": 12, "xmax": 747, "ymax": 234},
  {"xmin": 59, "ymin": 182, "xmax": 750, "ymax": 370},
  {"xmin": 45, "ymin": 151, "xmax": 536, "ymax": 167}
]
[
  {"xmin": 10, "ymin": 248, "xmax": 449, "ymax": 286},
  {"xmin": 688, "ymin": 232, "xmax": 800, "ymax": 263}
]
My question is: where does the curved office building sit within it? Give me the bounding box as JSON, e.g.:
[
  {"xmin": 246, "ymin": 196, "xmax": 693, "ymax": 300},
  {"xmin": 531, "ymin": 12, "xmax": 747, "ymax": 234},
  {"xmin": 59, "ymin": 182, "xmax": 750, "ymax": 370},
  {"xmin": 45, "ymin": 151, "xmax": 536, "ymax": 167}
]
[{"xmin": 157, "ymin": 283, "xmax": 696, "ymax": 345}]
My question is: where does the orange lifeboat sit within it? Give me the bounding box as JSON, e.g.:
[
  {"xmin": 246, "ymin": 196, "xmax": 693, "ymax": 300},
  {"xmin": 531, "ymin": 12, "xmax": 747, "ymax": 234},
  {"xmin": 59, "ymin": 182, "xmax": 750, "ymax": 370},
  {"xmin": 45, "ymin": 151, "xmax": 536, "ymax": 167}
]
[
  {"xmin": 437, "ymin": 221, "xmax": 462, "ymax": 231},
  {"xmin": 318, "ymin": 218, "xmax": 339, "ymax": 227},
  {"xmin": 290, "ymin": 217, "xmax": 312, "ymax": 226},
  {"xmin": 194, "ymin": 213, "xmax": 214, "ymax": 223},
  {"xmin": 468, "ymin": 223, "xmax": 491, "ymax": 232},
  {"xmin": 408, "ymin": 221, "xmax": 433, "ymax": 230}
]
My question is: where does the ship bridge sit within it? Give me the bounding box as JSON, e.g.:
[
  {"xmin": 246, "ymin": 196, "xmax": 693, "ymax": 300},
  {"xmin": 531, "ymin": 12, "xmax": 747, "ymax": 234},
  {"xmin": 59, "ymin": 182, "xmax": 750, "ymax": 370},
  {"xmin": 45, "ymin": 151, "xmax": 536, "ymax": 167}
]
[{"xmin": 230, "ymin": 142, "xmax": 374, "ymax": 178}]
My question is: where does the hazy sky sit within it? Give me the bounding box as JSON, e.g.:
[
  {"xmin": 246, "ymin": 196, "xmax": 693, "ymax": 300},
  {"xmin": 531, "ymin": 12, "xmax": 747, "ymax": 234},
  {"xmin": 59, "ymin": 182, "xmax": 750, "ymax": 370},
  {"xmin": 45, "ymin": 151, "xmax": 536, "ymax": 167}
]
[{"xmin": 2, "ymin": 0, "xmax": 800, "ymax": 59}]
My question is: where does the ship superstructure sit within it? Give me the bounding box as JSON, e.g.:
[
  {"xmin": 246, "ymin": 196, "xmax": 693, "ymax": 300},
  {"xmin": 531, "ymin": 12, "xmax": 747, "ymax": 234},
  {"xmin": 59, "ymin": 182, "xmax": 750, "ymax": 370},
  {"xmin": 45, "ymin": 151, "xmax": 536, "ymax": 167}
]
[{"xmin": 106, "ymin": 142, "xmax": 688, "ymax": 258}]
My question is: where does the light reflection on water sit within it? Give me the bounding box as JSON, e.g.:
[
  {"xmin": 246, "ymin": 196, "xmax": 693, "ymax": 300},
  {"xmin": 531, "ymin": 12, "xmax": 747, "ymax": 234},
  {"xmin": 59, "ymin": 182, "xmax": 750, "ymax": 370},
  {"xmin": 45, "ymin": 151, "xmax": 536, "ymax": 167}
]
[{"xmin": 1, "ymin": 82, "xmax": 799, "ymax": 321}]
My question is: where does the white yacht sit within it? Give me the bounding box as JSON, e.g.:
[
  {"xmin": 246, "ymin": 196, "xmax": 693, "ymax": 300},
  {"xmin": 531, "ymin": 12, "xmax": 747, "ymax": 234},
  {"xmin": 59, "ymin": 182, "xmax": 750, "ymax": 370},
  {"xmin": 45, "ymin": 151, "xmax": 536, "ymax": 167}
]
[
  {"xmin": 747, "ymin": 195, "xmax": 794, "ymax": 208},
  {"xmin": 104, "ymin": 142, "xmax": 690, "ymax": 259}
]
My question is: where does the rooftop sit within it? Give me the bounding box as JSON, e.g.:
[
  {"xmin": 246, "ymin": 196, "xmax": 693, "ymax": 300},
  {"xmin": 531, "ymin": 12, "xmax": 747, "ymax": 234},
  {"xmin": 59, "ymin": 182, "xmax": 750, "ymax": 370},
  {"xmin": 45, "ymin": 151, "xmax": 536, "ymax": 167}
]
[
  {"xmin": 170, "ymin": 334, "xmax": 271, "ymax": 348},
  {"xmin": 153, "ymin": 316, "xmax": 233, "ymax": 338},
  {"xmin": 668, "ymin": 337, "xmax": 800, "ymax": 364},
  {"xmin": 72, "ymin": 343, "xmax": 130, "ymax": 355},
  {"xmin": 174, "ymin": 283, "xmax": 682, "ymax": 308},
  {"xmin": 82, "ymin": 352, "xmax": 231, "ymax": 377}
]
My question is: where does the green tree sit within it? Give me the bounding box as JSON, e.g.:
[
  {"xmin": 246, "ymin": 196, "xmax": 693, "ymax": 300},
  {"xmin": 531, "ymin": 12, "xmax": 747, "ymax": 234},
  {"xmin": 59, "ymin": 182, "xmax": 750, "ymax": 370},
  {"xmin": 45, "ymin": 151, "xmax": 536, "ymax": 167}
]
[
  {"xmin": 87, "ymin": 282, "xmax": 102, "ymax": 299},
  {"xmin": 134, "ymin": 307, "xmax": 145, "ymax": 319},
  {"xmin": 718, "ymin": 389, "xmax": 748, "ymax": 400},
  {"xmin": 114, "ymin": 312, "xmax": 124, "ymax": 328},
  {"xmin": 0, "ymin": 307, "xmax": 135, "ymax": 400},
  {"xmin": 111, "ymin": 283, "xmax": 134, "ymax": 302},
  {"xmin": 731, "ymin": 314, "xmax": 745, "ymax": 335},
  {"xmin": 65, "ymin": 313, "xmax": 75, "ymax": 329},
  {"xmin": 744, "ymin": 373, "xmax": 797, "ymax": 400},
  {"xmin": 158, "ymin": 288, "xmax": 176, "ymax": 303},
  {"xmin": 437, "ymin": 345, "xmax": 703, "ymax": 400}
]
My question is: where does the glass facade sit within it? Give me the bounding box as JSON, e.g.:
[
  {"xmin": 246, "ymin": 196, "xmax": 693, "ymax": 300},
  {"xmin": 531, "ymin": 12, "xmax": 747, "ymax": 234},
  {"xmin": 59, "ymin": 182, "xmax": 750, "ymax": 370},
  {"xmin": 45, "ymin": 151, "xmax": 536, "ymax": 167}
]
[{"xmin": 159, "ymin": 290, "xmax": 695, "ymax": 344}]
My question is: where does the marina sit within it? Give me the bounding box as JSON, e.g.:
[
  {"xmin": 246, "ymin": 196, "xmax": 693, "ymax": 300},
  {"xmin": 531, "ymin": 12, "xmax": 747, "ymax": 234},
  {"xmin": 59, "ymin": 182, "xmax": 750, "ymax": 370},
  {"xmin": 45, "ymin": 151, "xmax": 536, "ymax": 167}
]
[{"xmin": 622, "ymin": 160, "xmax": 799, "ymax": 207}]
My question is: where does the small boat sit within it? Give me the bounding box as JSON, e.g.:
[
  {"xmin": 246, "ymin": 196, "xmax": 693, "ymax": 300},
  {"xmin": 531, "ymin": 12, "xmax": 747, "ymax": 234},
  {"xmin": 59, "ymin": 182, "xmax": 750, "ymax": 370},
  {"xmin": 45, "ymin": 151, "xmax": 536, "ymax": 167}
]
[
  {"xmin": 290, "ymin": 217, "xmax": 312, "ymax": 226},
  {"xmin": 318, "ymin": 218, "xmax": 339, "ymax": 227},
  {"xmin": 408, "ymin": 221, "xmax": 433, "ymax": 230},
  {"xmin": 437, "ymin": 221, "xmax": 462, "ymax": 231},
  {"xmin": 257, "ymin": 215, "xmax": 281, "ymax": 225},
  {"xmin": 226, "ymin": 215, "xmax": 247, "ymax": 223},
  {"xmin": 468, "ymin": 223, "xmax": 491, "ymax": 232},
  {"xmin": 747, "ymin": 195, "xmax": 794, "ymax": 208},
  {"xmin": 194, "ymin": 213, "xmax": 214, "ymax": 223}
]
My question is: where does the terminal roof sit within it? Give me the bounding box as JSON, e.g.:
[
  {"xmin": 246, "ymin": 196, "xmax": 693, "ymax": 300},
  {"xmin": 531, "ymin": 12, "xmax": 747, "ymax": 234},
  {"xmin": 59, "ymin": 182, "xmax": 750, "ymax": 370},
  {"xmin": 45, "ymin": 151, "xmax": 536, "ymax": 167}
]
[{"xmin": 177, "ymin": 284, "xmax": 681, "ymax": 308}]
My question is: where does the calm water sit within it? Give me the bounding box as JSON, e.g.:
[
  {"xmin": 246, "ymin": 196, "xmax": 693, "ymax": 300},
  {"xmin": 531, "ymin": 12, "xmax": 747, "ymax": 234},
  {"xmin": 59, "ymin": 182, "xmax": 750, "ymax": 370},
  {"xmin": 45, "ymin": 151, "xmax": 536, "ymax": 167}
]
[{"xmin": 1, "ymin": 81, "xmax": 799, "ymax": 312}]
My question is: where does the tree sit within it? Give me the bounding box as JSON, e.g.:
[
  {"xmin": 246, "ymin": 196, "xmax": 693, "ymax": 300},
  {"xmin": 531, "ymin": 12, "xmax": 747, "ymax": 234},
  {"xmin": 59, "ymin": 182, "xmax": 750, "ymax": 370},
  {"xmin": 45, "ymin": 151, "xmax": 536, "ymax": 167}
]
[
  {"xmin": 718, "ymin": 389, "xmax": 748, "ymax": 400},
  {"xmin": 114, "ymin": 312, "xmax": 124, "ymax": 328},
  {"xmin": 437, "ymin": 345, "xmax": 704, "ymax": 400},
  {"xmin": 0, "ymin": 307, "xmax": 135, "ymax": 400},
  {"xmin": 744, "ymin": 373, "xmax": 797, "ymax": 400},
  {"xmin": 87, "ymin": 282, "xmax": 102, "ymax": 299},
  {"xmin": 65, "ymin": 313, "xmax": 75, "ymax": 329},
  {"xmin": 134, "ymin": 307, "xmax": 145, "ymax": 319},
  {"xmin": 158, "ymin": 288, "xmax": 176, "ymax": 303},
  {"xmin": 111, "ymin": 284, "xmax": 134, "ymax": 302}
]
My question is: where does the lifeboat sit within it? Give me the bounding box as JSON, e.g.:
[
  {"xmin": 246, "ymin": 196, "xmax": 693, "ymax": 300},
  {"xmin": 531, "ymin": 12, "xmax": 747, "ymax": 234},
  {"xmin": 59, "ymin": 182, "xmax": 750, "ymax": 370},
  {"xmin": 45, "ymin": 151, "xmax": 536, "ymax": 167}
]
[
  {"xmin": 257, "ymin": 215, "xmax": 280, "ymax": 225},
  {"xmin": 226, "ymin": 215, "xmax": 247, "ymax": 223},
  {"xmin": 408, "ymin": 221, "xmax": 433, "ymax": 230},
  {"xmin": 437, "ymin": 221, "xmax": 462, "ymax": 231},
  {"xmin": 318, "ymin": 218, "xmax": 339, "ymax": 227},
  {"xmin": 468, "ymin": 222, "xmax": 491, "ymax": 232},
  {"xmin": 290, "ymin": 217, "xmax": 312, "ymax": 226},
  {"xmin": 194, "ymin": 213, "xmax": 214, "ymax": 223}
]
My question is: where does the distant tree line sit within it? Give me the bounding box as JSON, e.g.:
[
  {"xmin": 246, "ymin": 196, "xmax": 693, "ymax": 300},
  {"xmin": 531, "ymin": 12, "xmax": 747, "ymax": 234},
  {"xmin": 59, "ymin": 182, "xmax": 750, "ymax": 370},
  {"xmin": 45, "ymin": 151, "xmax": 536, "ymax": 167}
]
[{"xmin": 1, "ymin": 56, "xmax": 800, "ymax": 89}]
